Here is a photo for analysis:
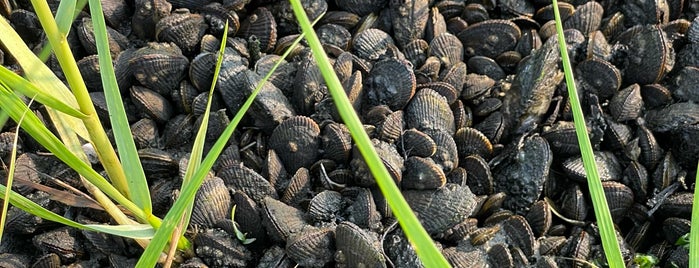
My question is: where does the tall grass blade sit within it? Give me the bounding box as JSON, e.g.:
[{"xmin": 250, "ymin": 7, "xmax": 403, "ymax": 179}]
[
  {"xmin": 88, "ymin": 0, "xmax": 151, "ymax": 213},
  {"xmin": 136, "ymin": 18, "xmax": 321, "ymax": 267},
  {"xmin": 0, "ymin": 85, "xmax": 144, "ymax": 221},
  {"xmin": 0, "ymin": 66, "xmax": 87, "ymax": 119},
  {"xmin": 0, "ymin": 15, "xmax": 89, "ymax": 140},
  {"xmin": 552, "ymin": 0, "xmax": 624, "ymax": 266},
  {"xmin": 289, "ymin": 0, "xmax": 450, "ymax": 266},
  {"xmin": 38, "ymin": 0, "xmax": 87, "ymax": 61},
  {"xmin": 690, "ymin": 161, "xmax": 699, "ymax": 268},
  {"xmin": 0, "ymin": 96, "xmax": 33, "ymax": 242}
]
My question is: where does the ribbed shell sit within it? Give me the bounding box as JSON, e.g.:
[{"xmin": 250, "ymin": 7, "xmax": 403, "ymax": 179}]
[
  {"xmin": 417, "ymin": 81, "xmax": 458, "ymax": 104},
  {"xmin": 390, "ymin": 0, "xmax": 429, "ymax": 48},
  {"xmin": 610, "ymin": 84, "xmax": 643, "ymax": 122},
  {"xmin": 575, "ymin": 58, "xmax": 621, "ymax": 100},
  {"xmin": 218, "ymin": 163, "xmax": 277, "ymax": 202},
  {"xmin": 261, "ymin": 197, "xmax": 309, "ymax": 242},
  {"xmin": 405, "ymin": 88, "xmax": 455, "ymax": 135},
  {"xmin": 129, "ymin": 43, "xmax": 189, "ymax": 94},
  {"xmin": 238, "ymin": 7, "xmax": 277, "ymax": 52},
  {"xmin": 562, "ymin": 151, "xmax": 621, "ymax": 182},
  {"xmin": 454, "ymin": 127, "xmax": 493, "ymax": 159},
  {"xmin": 426, "ymin": 129, "xmax": 459, "ymax": 173},
  {"xmin": 308, "ymin": 190, "xmax": 342, "ymax": 222},
  {"xmin": 155, "ymin": 10, "xmax": 207, "ymax": 55},
  {"xmin": 129, "ymin": 86, "xmax": 173, "ymax": 124},
  {"xmin": 602, "ymin": 181, "xmax": 634, "ymax": 222},
  {"xmin": 189, "ymin": 52, "xmax": 217, "ymax": 92},
  {"xmin": 457, "ymin": 19, "xmax": 521, "ymax": 58},
  {"xmin": 365, "ymin": 58, "xmax": 416, "ymax": 111},
  {"xmin": 281, "ymin": 168, "xmax": 312, "ymax": 208},
  {"xmin": 402, "ymin": 156, "xmax": 446, "ymax": 190},
  {"xmin": 502, "ymin": 215, "xmax": 536, "ymax": 256},
  {"xmin": 335, "ymin": 222, "xmax": 386, "ymax": 267},
  {"xmin": 269, "ymin": 116, "xmax": 320, "ymax": 173},
  {"xmin": 352, "ymin": 28, "xmax": 395, "ymax": 61},
  {"xmin": 525, "ymin": 200, "xmax": 552, "ymax": 237},
  {"xmin": 403, "ymin": 184, "xmax": 477, "ymax": 235},
  {"xmin": 286, "ymin": 227, "xmax": 335, "ymax": 267},
  {"xmin": 462, "ymin": 154, "xmax": 493, "ymax": 195},
  {"xmin": 190, "ymin": 177, "xmax": 230, "ymax": 228},
  {"xmin": 321, "ymin": 123, "xmax": 352, "ymax": 164},
  {"xmin": 396, "ymin": 128, "xmax": 436, "ymax": 158},
  {"xmin": 563, "ymin": 1, "xmax": 603, "ymax": 35},
  {"xmin": 428, "ymin": 33, "xmax": 463, "ymax": 68}
]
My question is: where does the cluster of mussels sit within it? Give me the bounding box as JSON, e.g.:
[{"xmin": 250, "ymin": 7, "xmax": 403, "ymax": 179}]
[{"xmin": 2, "ymin": 0, "xmax": 699, "ymax": 267}]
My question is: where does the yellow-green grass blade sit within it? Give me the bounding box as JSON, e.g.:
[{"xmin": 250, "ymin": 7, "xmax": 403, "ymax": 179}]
[
  {"xmin": 289, "ymin": 0, "xmax": 450, "ymax": 266},
  {"xmin": 38, "ymin": 0, "xmax": 87, "ymax": 62},
  {"xmin": 0, "ymin": 97, "xmax": 32, "ymax": 242},
  {"xmin": 0, "ymin": 85, "xmax": 145, "ymax": 222},
  {"xmin": 30, "ymin": 0, "xmax": 132, "ymax": 199},
  {"xmin": 0, "ymin": 111, "xmax": 9, "ymax": 136},
  {"xmin": 690, "ymin": 161, "xmax": 699, "ymax": 268},
  {"xmin": 552, "ymin": 0, "xmax": 624, "ymax": 267},
  {"xmin": 0, "ymin": 183, "xmax": 154, "ymax": 239},
  {"xmin": 0, "ymin": 66, "xmax": 87, "ymax": 119},
  {"xmin": 0, "ymin": 11, "xmax": 89, "ymax": 140},
  {"xmin": 136, "ymin": 18, "xmax": 319, "ymax": 267},
  {"xmin": 88, "ymin": 0, "xmax": 151, "ymax": 214}
]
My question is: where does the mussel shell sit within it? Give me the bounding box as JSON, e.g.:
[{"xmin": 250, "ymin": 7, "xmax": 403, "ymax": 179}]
[
  {"xmin": 618, "ymin": 25, "xmax": 675, "ymax": 85},
  {"xmin": 559, "ymin": 184, "xmax": 588, "ymax": 221},
  {"xmin": 403, "ymin": 183, "xmax": 477, "ymax": 235},
  {"xmin": 155, "ymin": 9, "xmax": 207, "ymax": 55},
  {"xmin": 602, "ymin": 181, "xmax": 634, "ymax": 222},
  {"xmin": 396, "ymin": 128, "xmax": 437, "ymax": 158},
  {"xmin": 390, "ymin": 0, "xmax": 429, "ymax": 48},
  {"xmin": 129, "ymin": 43, "xmax": 189, "ymax": 94},
  {"xmin": 189, "ymin": 52, "xmax": 217, "ymax": 92},
  {"xmin": 218, "ymin": 163, "xmax": 277, "ymax": 202},
  {"xmin": 526, "ymin": 200, "xmax": 552, "ymax": 238},
  {"xmin": 405, "ymin": 88, "xmax": 455, "ymax": 135},
  {"xmin": 308, "ymin": 190, "xmax": 342, "ymax": 223},
  {"xmin": 190, "ymin": 177, "xmax": 231, "ymax": 228},
  {"xmin": 428, "ymin": 33, "xmax": 463, "ymax": 68},
  {"xmin": 269, "ymin": 116, "xmax": 320, "ymax": 173},
  {"xmin": 457, "ymin": 19, "xmax": 521, "ymax": 59},
  {"xmin": 77, "ymin": 17, "xmax": 128, "ymax": 57},
  {"xmin": 562, "ymin": 151, "xmax": 622, "ymax": 182},
  {"xmin": 335, "ymin": 221, "xmax": 386, "ymax": 267},
  {"xmin": 502, "ymin": 215, "xmax": 536, "ymax": 256},
  {"xmin": 493, "ymin": 135, "xmax": 552, "ymax": 214},
  {"xmin": 129, "ymin": 86, "xmax": 174, "ymax": 124},
  {"xmin": 351, "ymin": 139, "xmax": 403, "ymax": 186},
  {"xmin": 77, "ymin": 55, "xmax": 103, "ymax": 92},
  {"xmin": 563, "ymin": 1, "xmax": 603, "ymax": 35},
  {"xmin": 32, "ymin": 227, "xmax": 84, "ymax": 262},
  {"xmin": 365, "ymin": 58, "xmax": 416, "ymax": 111},
  {"xmin": 261, "ymin": 197, "xmax": 310, "ymax": 242},
  {"xmin": 238, "ymin": 7, "xmax": 277, "ymax": 53},
  {"xmin": 454, "ymin": 127, "xmax": 493, "ymax": 160},
  {"xmin": 352, "ymin": 28, "xmax": 395, "ymax": 61},
  {"xmin": 138, "ymin": 148, "xmax": 178, "ymax": 178},
  {"xmin": 466, "ymin": 56, "xmax": 506, "ymax": 81},
  {"xmin": 285, "ymin": 227, "xmax": 335, "ymax": 267},
  {"xmin": 194, "ymin": 228, "xmax": 252, "ymax": 267},
  {"xmin": 417, "ymin": 82, "xmax": 459, "ymax": 104},
  {"xmin": 280, "ymin": 167, "xmax": 313, "ymax": 208},
  {"xmin": 321, "ymin": 123, "xmax": 352, "ymax": 164},
  {"xmin": 575, "ymin": 58, "xmax": 621, "ymax": 100},
  {"xmin": 609, "ymin": 84, "xmax": 643, "ymax": 122},
  {"xmin": 402, "ymin": 156, "xmax": 446, "ymax": 190},
  {"xmin": 462, "ymin": 155, "xmax": 493, "ymax": 195}
]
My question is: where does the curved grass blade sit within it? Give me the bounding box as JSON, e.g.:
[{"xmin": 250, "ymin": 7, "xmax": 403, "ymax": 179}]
[
  {"xmin": 0, "ymin": 85, "xmax": 145, "ymax": 221},
  {"xmin": 38, "ymin": 0, "xmax": 88, "ymax": 62},
  {"xmin": 0, "ymin": 16, "xmax": 89, "ymax": 140},
  {"xmin": 0, "ymin": 66, "xmax": 87, "ymax": 119},
  {"xmin": 0, "ymin": 97, "xmax": 33, "ymax": 242},
  {"xmin": 0, "ymin": 184, "xmax": 154, "ymax": 239},
  {"xmin": 690, "ymin": 161, "xmax": 699, "ymax": 268},
  {"xmin": 289, "ymin": 0, "xmax": 450, "ymax": 266},
  {"xmin": 136, "ymin": 17, "xmax": 322, "ymax": 267},
  {"xmin": 88, "ymin": 0, "xmax": 151, "ymax": 214},
  {"xmin": 552, "ymin": 0, "xmax": 623, "ymax": 266}
]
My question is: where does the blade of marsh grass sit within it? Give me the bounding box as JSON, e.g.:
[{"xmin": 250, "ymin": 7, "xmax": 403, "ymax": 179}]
[
  {"xmin": 0, "ymin": 16, "xmax": 89, "ymax": 140},
  {"xmin": 30, "ymin": 0, "xmax": 132, "ymax": 199},
  {"xmin": 163, "ymin": 21, "xmax": 232, "ymax": 264},
  {"xmin": 0, "ymin": 85, "xmax": 145, "ymax": 221},
  {"xmin": 0, "ymin": 182, "xmax": 156, "ymax": 239},
  {"xmin": 552, "ymin": 0, "xmax": 624, "ymax": 266},
  {"xmin": 690, "ymin": 161, "xmax": 699, "ymax": 268},
  {"xmin": 136, "ymin": 17, "xmax": 321, "ymax": 267},
  {"xmin": 289, "ymin": 1, "xmax": 450, "ymax": 266},
  {"xmin": 0, "ymin": 98, "xmax": 33, "ymax": 242},
  {"xmin": 0, "ymin": 67, "xmax": 87, "ymax": 119},
  {"xmin": 0, "ymin": 111, "xmax": 10, "ymax": 134},
  {"xmin": 38, "ymin": 0, "xmax": 88, "ymax": 62},
  {"xmin": 88, "ymin": 0, "xmax": 151, "ymax": 214}
]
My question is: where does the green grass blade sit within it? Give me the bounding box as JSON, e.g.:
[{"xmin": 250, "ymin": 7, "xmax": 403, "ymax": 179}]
[
  {"xmin": 0, "ymin": 97, "xmax": 32, "ymax": 242},
  {"xmin": 88, "ymin": 0, "xmax": 151, "ymax": 213},
  {"xmin": 38, "ymin": 0, "xmax": 87, "ymax": 61},
  {"xmin": 0, "ymin": 66, "xmax": 87, "ymax": 119},
  {"xmin": 0, "ymin": 183, "xmax": 154, "ymax": 239},
  {"xmin": 690, "ymin": 161, "xmax": 699, "ymax": 268},
  {"xmin": 0, "ymin": 86, "xmax": 145, "ymax": 221},
  {"xmin": 551, "ymin": 0, "xmax": 624, "ymax": 266},
  {"xmin": 0, "ymin": 15, "xmax": 90, "ymax": 140},
  {"xmin": 136, "ymin": 18, "xmax": 319, "ymax": 267},
  {"xmin": 289, "ymin": 0, "xmax": 450, "ymax": 266}
]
